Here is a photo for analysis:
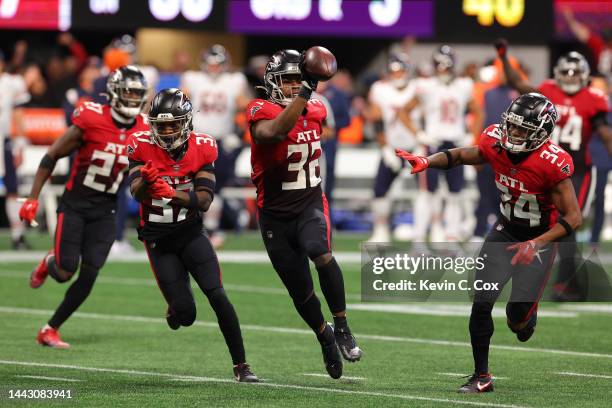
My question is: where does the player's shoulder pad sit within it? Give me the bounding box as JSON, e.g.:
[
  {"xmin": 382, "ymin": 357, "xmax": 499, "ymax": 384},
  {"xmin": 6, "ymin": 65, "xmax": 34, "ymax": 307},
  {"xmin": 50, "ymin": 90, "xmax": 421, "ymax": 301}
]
[
  {"xmin": 191, "ymin": 132, "xmax": 218, "ymax": 164},
  {"xmin": 307, "ymin": 98, "xmax": 327, "ymax": 119},
  {"xmin": 71, "ymin": 100, "xmax": 106, "ymax": 125},
  {"xmin": 126, "ymin": 130, "xmax": 154, "ymax": 159},
  {"xmin": 587, "ymin": 86, "xmax": 607, "ymax": 99},
  {"xmin": 538, "ymin": 141, "xmax": 574, "ymax": 179},
  {"xmin": 246, "ymin": 99, "xmax": 279, "ymax": 123},
  {"xmin": 482, "ymin": 124, "xmax": 502, "ymax": 141}
]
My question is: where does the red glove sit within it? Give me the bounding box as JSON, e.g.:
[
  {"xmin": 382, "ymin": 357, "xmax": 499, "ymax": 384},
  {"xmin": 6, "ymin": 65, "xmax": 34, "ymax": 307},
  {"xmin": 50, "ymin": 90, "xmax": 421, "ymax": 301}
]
[
  {"xmin": 506, "ymin": 240, "xmax": 539, "ymax": 265},
  {"xmin": 395, "ymin": 149, "xmax": 429, "ymax": 174},
  {"xmin": 148, "ymin": 178, "xmax": 175, "ymax": 199},
  {"xmin": 141, "ymin": 160, "xmax": 159, "ymax": 184},
  {"xmin": 19, "ymin": 198, "xmax": 39, "ymax": 224},
  {"xmin": 494, "ymin": 38, "xmax": 508, "ymax": 59}
]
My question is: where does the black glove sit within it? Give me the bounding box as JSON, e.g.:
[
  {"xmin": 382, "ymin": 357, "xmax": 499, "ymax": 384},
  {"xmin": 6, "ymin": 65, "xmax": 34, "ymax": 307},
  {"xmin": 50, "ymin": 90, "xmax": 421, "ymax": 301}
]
[
  {"xmin": 299, "ymin": 51, "xmax": 318, "ymax": 93},
  {"xmin": 494, "ymin": 38, "xmax": 508, "ymax": 59}
]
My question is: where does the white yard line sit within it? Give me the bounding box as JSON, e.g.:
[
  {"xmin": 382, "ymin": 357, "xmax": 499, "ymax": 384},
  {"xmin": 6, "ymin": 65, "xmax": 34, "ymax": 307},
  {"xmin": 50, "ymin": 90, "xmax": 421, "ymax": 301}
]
[
  {"xmin": 0, "ymin": 360, "xmax": 528, "ymax": 408},
  {"xmin": 0, "ymin": 306, "xmax": 610, "ymax": 360},
  {"xmin": 560, "ymin": 304, "xmax": 612, "ymax": 314},
  {"xmin": 436, "ymin": 372, "xmax": 509, "ymax": 380},
  {"xmin": 0, "ymin": 251, "xmax": 363, "ymax": 264},
  {"xmin": 15, "ymin": 374, "xmax": 83, "ymax": 382},
  {"xmin": 555, "ymin": 371, "xmax": 612, "ymax": 379},
  {"xmin": 302, "ymin": 373, "xmax": 366, "ymax": 380}
]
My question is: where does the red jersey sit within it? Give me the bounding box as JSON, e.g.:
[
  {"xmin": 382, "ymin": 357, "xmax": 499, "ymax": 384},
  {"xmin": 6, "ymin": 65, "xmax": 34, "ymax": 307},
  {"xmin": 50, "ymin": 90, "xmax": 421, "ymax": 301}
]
[
  {"xmin": 127, "ymin": 131, "xmax": 217, "ymax": 240},
  {"xmin": 247, "ymin": 98, "xmax": 327, "ymax": 218},
  {"xmin": 479, "ymin": 124, "xmax": 574, "ymax": 240},
  {"xmin": 538, "ymin": 80, "xmax": 609, "ymax": 169},
  {"xmin": 63, "ymin": 101, "xmax": 148, "ymax": 213}
]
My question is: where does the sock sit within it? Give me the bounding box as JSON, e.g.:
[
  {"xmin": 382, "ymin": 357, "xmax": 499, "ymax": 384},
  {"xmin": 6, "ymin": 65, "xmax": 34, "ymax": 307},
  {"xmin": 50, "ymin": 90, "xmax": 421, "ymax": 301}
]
[
  {"xmin": 204, "ymin": 197, "xmax": 223, "ymax": 231},
  {"xmin": 469, "ymin": 302, "xmax": 494, "ymax": 375},
  {"xmin": 206, "ymin": 288, "xmax": 246, "ymax": 365},
  {"xmin": 315, "ymin": 257, "xmax": 346, "ymax": 314},
  {"xmin": 370, "ymin": 197, "xmax": 391, "ymax": 239},
  {"xmin": 48, "ymin": 264, "xmax": 99, "ymax": 328},
  {"xmin": 333, "ymin": 315, "xmax": 348, "ymax": 331},
  {"xmin": 444, "ymin": 193, "xmax": 462, "ymax": 240},
  {"xmin": 316, "ymin": 322, "xmax": 335, "ymax": 346},
  {"xmin": 294, "ymin": 292, "xmax": 326, "ymax": 333},
  {"xmin": 413, "ymin": 191, "xmax": 432, "ymax": 241},
  {"xmin": 6, "ymin": 196, "xmax": 24, "ymax": 241}
]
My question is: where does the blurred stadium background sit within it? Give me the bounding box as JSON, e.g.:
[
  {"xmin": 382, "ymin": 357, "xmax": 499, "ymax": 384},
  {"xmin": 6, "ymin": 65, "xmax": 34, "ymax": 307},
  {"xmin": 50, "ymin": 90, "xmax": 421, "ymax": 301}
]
[{"xmin": 1, "ymin": 1, "xmax": 611, "ymax": 407}]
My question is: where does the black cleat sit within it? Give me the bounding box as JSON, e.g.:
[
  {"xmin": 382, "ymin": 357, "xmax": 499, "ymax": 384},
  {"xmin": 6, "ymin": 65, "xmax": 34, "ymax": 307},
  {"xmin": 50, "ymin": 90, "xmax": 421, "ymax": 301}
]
[
  {"xmin": 166, "ymin": 307, "xmax": 180, "ymax": 330},
  {"xmin": 320, "ymin": 323, "xmax": 343, "ymax": 379},
  {"xmin": 458, "ymin": 373, "xmax": 494, "ymax": 393},
  {"xmin": 333, "ymin": 325, "xmax": 362, "ymax": 362},
  {"xmin": 233, "ymin": 363, "xmax": 259, "ymax": 382}
]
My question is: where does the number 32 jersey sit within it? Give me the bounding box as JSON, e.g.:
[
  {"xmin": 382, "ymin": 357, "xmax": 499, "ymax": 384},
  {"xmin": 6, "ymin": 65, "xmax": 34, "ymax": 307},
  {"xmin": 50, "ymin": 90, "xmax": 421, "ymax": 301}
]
[
  {"xmin": 62, "ymin": 102, "xmax": 148, "ymax": 213},
  {"xmin": 127, "ymin": 131, "xmax": 218, "ymax": 241},
  {"xmin": 247, "ymin": 98, "xmax": 326, "ymax": 218},
  {"xmin": 479, "ymin": 124, "xmax": 574, "ymax": 240}
]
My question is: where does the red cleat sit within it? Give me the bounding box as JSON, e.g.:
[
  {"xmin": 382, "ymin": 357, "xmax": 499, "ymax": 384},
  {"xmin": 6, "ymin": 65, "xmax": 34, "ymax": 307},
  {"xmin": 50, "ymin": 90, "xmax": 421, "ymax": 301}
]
[
  {"xmin": 37, "ymin": 327, "xmax": 70, "ymax": 349},
  {"xmin": 30, "ymin": 250, "xmax": 53, "ymax": 289}
]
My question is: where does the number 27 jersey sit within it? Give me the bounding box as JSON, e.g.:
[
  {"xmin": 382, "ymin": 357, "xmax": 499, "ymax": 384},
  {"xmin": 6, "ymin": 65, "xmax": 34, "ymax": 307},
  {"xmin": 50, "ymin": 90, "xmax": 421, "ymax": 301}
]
[
  {"xmin": 478, "ymin": 124, "xmax": 574, "ymax": 240},
  {"xmin": 63, "ymin": 102, "xmax": 149, "ymax": 213},
  {"xmin": 247, "ymin": 98, "xmax": 326, "ymax": 218}
]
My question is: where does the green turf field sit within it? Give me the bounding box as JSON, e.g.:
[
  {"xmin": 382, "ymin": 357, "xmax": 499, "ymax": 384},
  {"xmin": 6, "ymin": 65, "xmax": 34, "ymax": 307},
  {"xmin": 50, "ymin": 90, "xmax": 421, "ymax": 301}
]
[{"xmin": 1, "ymin": 232, "xmax": 611, "ymax": 407}]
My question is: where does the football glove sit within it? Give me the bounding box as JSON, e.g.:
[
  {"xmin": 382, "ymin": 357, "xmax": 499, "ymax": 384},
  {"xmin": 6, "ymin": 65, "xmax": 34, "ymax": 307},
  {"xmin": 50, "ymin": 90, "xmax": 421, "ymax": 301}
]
[
  {"xmin": 494, "ymin": 38, "xmax": 508, "ymax": 59},
  {"xmin": 141, "ymin": 160, "xmax": 159, "ymax": 184},
  {"xmin": 299, "ymin": 51, "xmax": 319, "ymax": 92},
  {"xmin": 395, "ymin": 149, "xmax": 429, "ymax": 174},
  {"xmin": 507, "ymin": 240, "xmax": 538, "ymax": 265},
  {"xmin": 19, "ymin": 198, "xmax": 39, "ymax": 224},
  {"xmin": 148, "ymin": 178, "xmax": 175, "ymax": 199}
]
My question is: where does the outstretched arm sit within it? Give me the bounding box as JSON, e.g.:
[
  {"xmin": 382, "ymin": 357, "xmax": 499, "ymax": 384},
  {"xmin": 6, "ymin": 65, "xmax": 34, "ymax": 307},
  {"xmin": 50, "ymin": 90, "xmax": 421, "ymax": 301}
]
[
  {"xmin": 28, "ymin": 125, "xmax": 83, "ymax": 200},
  {"xmin": 494, "ymin": 39, "xmax": 538, "ymax": 95},
  {"xmin": 561, "ymin": 6, "xmax": 590, "ymax": 43},
  {"xmin": 396, "ymin": 146, "xmax": 485, "ymax": 174}
]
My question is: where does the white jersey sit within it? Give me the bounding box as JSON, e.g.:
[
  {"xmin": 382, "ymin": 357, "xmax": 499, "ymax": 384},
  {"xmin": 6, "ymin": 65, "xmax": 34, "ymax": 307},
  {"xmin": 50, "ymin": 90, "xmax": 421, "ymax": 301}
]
[
  {"xmin": 0, "ymin": 73, "xmax": 29, "ymax": 137},
  {"xmin": 180, "ymin": 70, "xmax": 248, "ymax": 138},
  {"xmin": 414, "ymin": 76, "xmax": 474, "ymax": 143},
  {"xmin": 368, "ymin": 80, "xmax": 417, "ymax": 149}
]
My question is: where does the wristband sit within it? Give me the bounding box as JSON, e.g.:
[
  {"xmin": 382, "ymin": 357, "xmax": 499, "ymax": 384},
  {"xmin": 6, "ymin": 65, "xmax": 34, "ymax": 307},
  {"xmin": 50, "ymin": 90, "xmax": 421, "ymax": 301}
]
[
  {"xmin": 557, "ymin": 217, "xmax": 574, "ymax": 236},
  {"xmin": 443, "ymin": 150, "xmax": 453, "ymax": 170}
]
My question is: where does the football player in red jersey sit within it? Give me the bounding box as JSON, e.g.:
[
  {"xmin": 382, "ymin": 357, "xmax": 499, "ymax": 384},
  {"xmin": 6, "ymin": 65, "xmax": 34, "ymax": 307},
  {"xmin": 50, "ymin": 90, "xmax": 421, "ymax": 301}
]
[
  {"xmin": 18, "ymin": 65, "xmax": 149, "ymax": 348},
  {"xmin": 396, "ymin": 93, "xmax": 582, "ymax": 393},
  {"xmin": 127, "ymin": 88, "xmax": 258, "ymax": 383},
  {"xmin": 246, "ymin": 50, "xmax": 362, "ymax": 379},
  {"xmin": 495, "ymin": 40, "xmax": 612, "ymax": 300}
]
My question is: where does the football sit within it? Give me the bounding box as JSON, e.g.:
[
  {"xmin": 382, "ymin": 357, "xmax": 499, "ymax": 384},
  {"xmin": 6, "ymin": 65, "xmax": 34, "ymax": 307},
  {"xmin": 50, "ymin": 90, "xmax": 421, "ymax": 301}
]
[{"xmin": 302, "ymin": 46, "xmax": 337, "ymax": 81}]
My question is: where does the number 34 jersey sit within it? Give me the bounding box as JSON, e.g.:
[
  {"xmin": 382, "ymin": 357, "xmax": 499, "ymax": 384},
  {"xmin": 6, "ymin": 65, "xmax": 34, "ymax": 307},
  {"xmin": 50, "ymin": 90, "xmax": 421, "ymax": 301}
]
[
  {"xmin": 479, "ymin": 124, "xmax": 575, "ymax": 240},
  {"xmin": 247, "ymin": 98, "xmax": 326, "ymax": 218},
  {"xmin": 127, "ymin": 131, "xmax": 218, "ymax": 241},
  {"xmin": 62, "ymin": 102, "xmax": 148, "ymax": 214}
]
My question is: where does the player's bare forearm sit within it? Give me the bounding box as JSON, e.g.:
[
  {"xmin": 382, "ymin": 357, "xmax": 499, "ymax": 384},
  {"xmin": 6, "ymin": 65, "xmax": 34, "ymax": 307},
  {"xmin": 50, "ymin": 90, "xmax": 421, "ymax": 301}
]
[
  {"xmin": 251, "ymin": 92, "xmax": 309, "ymax": 144},
  {"xmin": 499, "ymin": 49, "xmax": 536, "ymax": 95},
  {"xmin": 534, "ymin": 178, "xmax": 582, "ymax": 246},
  {"xmin": 29, "ymin": 125, "xmax": 83, "ymax": 199},
  {"xmin": 171, "ymin": 190, "xmax": 213, "ymax": 212},
  {"xmin": 130, "ymin": 176, "xmax": 149, "ymax": 202},
  {"xmin": 427, "ymin": 146, "xmax": 485, "ymax": 169}
]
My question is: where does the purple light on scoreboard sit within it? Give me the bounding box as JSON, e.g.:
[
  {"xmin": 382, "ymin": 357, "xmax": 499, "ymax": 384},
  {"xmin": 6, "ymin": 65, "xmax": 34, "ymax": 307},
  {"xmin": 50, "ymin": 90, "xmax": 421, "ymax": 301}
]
[{"xmin": 228, "ymin": 0, "xmax": 434, "ymax": 37}]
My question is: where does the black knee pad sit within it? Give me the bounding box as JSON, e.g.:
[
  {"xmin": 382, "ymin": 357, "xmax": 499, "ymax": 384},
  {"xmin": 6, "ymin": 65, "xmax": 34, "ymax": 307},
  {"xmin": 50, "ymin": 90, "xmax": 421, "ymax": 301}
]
[{"xmin": 172, "ymin": 299, "xmax": 196, "ymax": 327}]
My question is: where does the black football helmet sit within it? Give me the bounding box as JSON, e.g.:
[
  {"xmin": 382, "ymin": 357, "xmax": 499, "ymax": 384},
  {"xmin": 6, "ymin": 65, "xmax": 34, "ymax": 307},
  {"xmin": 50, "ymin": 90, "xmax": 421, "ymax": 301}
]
[
  {"xmin": 148, "ymin": 88, "xmax": 193, "ymax": 151},
  {"xmin": 201, "ymin": 44, "xmax": 230, "ymax": 75},
  {"xmin": 107, "ymin": 65, "xmax": 148, "ymax": 119},
  {"xmin": 501, "ymin": 93, "xmax": 557, "ymax": 153},
  {"xmin": 387, "ymin": 53, "xmax": 411, "ymax": 88},
  {"xmin": 553, "ymin": 51, "xmax": 590, "ymax": 94},
  {"xmin": 264, "ymin": 49, "xmax": 302, "ymax": 106}
]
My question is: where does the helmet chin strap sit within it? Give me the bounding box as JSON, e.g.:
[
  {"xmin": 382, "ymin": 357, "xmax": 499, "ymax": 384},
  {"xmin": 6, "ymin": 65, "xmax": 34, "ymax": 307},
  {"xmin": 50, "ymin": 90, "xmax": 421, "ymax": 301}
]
[{"xmin": 110, "ymin": 107, "xmax": 135, "ymax": 125}]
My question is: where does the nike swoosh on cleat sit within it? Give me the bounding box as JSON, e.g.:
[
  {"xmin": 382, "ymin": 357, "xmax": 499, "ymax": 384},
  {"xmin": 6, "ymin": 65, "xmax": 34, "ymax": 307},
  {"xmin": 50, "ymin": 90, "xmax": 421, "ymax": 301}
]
[{"xmin": 476, "ymin": 381, "xmax": 491, "ymax": 391}]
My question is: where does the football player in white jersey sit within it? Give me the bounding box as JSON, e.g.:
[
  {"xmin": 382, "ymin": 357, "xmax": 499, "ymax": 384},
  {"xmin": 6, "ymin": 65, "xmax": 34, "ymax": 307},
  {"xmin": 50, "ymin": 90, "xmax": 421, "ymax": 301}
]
[
  {"xmin": 366, "ymin": 54, "xmax": 418, "ymax": 242},
  {"xmin": 402, "ymin": 45, "xmax": 482, "ymax": 244},
  {"xmin": 180, "ymin": 45, "xmax": 250, "ymax": 247},
  {"xmin": 0, "ymin": 51, "xmax": 30, "ymax": 249}
]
